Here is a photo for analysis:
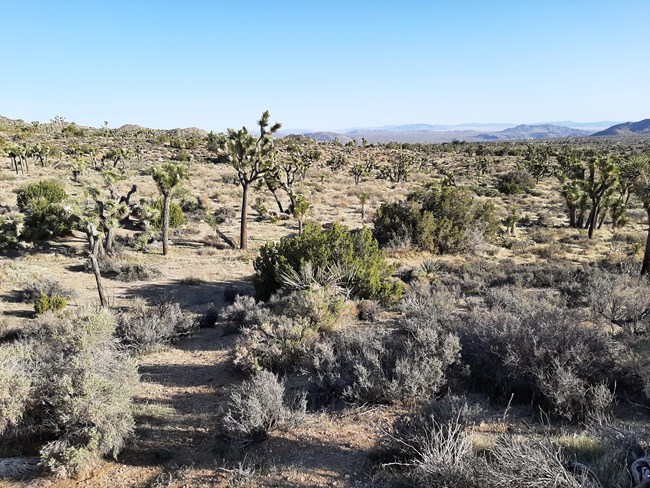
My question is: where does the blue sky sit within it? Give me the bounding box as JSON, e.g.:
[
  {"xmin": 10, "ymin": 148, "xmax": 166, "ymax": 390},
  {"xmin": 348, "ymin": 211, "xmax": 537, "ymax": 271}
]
[{"xmin": 1, "ymin": 1, "xmax": 648, "ymax": 131}]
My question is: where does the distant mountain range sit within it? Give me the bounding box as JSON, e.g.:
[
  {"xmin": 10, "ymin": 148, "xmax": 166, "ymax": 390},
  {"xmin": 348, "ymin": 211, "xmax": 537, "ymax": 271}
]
[
  {"xmin": 2, "ymin": 113, "xmax": 648, "ymax": 143},
  {"xmin": 591, "ymin": 119, "xmax": 650, "ymax": 137},
  {"xmin": 295, "ymin": 124, "xmax": 593, "ymax": 144},
  {"xmin": 281, "ymin": 120, "xmax": 650, "ymax": 144}
]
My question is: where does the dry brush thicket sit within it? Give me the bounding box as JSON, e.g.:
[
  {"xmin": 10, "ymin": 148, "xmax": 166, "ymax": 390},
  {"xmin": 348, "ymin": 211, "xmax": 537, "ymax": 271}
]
[{"xmin": 0, "ymin": 115, "xmax": 650, "ymax": 486}]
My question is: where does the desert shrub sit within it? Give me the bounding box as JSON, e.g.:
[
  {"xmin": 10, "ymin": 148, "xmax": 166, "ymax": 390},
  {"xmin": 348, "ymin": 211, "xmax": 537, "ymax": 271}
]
[
  {"xmin": 485, "ymin": 437, "xmax": 596, "ymax": 487},
  {"xmin": 0, "ymin": 344, "xmax": 32, "ymax": 436},
  {"xmin": 269, "ymin": 285, "xmax": 349, "ymax": 333},
  {"xmin": 253, "ymin": 222, "xmax": 402, "ymax": 303},
  {"xmin": 373, "ymin": 184, "xmax": 498, "ymax": 254},
  {"xmin": 0, "ymin": 213, "xmax": 22, "ymax": 250},
  {"xmin": 150, "ymin": 198, "xmax": 185, "ymax": 229},
  {"xmin": 373, "ymin": 396, "xmax": 483, "ymax": 487},
  {"xmin": 497, "ymin": 169, "xmax": 536, "ymax": 195},
  {"xmin": 33, "ymin": 293, "xmax": 67, "ymax": 315},
  {"xmin": 86, "ymin": 256, "xmax": 160, "ymax": 282},
  {"xmin": 221, "ymin": 295, "xmax": 271, "ymax": 332},
  {"xmin": 212, "ymin": 206, "xmax": 237, "ymax": 225},
  {"xmin": 399, "ymin": 282, "xmax": 459, "ymax": 327},
  {"xmin": 308, "ymin": 322, "xmax": 461, "ymax": 406},
  {"xmin": 16, "ymin": 180, "xmax": 71, "ymax": 242},
  {"xmin": 117, "ymin": 299, "xmax": 197, "ymax": 354},
  {"xmin": 231, "ymin": 284, "xmax": 350, "ymax": 374},
  {"xmin": 233, "ymin": 315, "xmax": 320, "ymax": 374},
  {"xmin": 454, "ymin": 290, "xmax": 624, "ymax": 422},
  {"xmin": 21, "ymin": 279, "xmax": 74, "ymax": 303},
  {"xmin": 585, "ymin": 269, "xmax": 650, "ymax": 334},
  {"xmin": 357, "ymin": 299, "xmax": 382, "ymax": 321},
  {"xmin": 221, "ymin": 370, "xmax": 305, "ymax": 448},
  {"xmin": 0, "ymin": 309, "xmax": 138, "ymax": 477}
]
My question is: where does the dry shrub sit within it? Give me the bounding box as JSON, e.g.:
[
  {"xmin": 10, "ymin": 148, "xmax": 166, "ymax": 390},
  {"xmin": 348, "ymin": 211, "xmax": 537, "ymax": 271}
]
[
  {"xmin": 357, "ymin": 299, "xmax": 383, "ymax": 321},
  {"xmin": 0, "ymin": 309, "xmax": 138, "ymax": 477},
  {"xmin": 21, "ymin": 279, "xmax": 73, "ymax": 303},
  {"xmin": 308, "ymin": 320, "xmax": 461, "ymax": 406},
  {"xmin": 221, "ymin": 370, "xmax": 305, "ymax": 448},
  {"xmin": 231, "ymin": 284, "xmax": 350, "ymax": 374},
  {"xmin": 233, "ymin": 316, "xmax": 319, "ymax": 374},
  {"xmin": 585, "ymin": 269, "xmax": 650, "ymax": 334},
  {"xmin": 455, "ymin": 288, "xmax": 624, "ymax": 422},
  {"xmin": 486, "ymin": 437, "xmax": 598, "ymax": 488},
  {"xmin": 221, "ymin": 295, "xmax": 270, "ymax": 332},
  {"xmin": 373, "ymin": 396, "xmax": 483, "ymax": 487},
  {"xmin": 117, "ymin": 298, "xmax": 198, "ymax": 354}
]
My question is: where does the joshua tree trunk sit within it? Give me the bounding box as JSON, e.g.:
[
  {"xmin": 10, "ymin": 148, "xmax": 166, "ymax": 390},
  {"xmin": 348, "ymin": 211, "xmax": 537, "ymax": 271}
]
[
  {"xmin": 642, "ymin": 208, "xmax": 650, "ymax": 276},
  {"xmin": 105, "ymin": 227, "xmax": 115, "ymax": 255},
  {"xmin": 162, "ymin": 192, "xmax": 171, "ymax": 256},
  {"xmin": 298, "ymin": 218, "xmax": 303, "ymax": 236},
  {"xmin": 240, "ymin": 184, "xmax": 249, "ymax": 250},
  {"xmin": 87, "ymin": 224, "xmax": 108, "ymax": 307}
]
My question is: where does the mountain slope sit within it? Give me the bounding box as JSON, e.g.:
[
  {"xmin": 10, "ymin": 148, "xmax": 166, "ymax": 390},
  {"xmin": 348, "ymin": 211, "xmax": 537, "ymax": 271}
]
[{"xmin": 591, "ymin": 119, "xmax": 650, "ymax": 137}]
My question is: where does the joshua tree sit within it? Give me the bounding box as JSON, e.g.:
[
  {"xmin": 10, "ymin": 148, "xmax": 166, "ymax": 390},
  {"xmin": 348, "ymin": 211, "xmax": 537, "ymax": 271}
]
[
  {"xmin": 265, "ymin": 143, "xmax": 319, "ymax": 213},
  {"xmin": 219, "ymin": 110, "xmax": 281, "ymax": 250},
  {"xmin": 292, "ymin": 194, "xmax": 310, "ymax": 236},
  {"xmin": 151, "ymin": 162, "xmax": 188, "ymax": 256},
  {"xmin": 359, "ymin": 191, "xmax": 369, "ymax": 223}
]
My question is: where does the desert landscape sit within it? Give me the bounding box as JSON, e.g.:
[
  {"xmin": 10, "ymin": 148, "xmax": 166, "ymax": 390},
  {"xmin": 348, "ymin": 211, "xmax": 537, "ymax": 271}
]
[
  {"xmin": 0, "ymin": 111, "xmax": 649, "ymax": 487},
  {"xmin": 2, "ymin": 1, "xmax": 650, "ymax": 487}
]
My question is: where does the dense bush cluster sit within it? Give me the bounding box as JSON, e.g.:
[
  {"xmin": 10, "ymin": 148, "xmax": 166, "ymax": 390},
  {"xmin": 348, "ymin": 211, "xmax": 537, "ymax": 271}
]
[
  {"xmin": 253, "ymin": 222, "xmax": 402, "ymax": 303},
  {"xmin": 373, "ymin": 184, "xmax": 498, "ymax": 253},
  {"xmin": 497, "ymin": 169, "xmax": 536, "ymax": 195},
  {"xmin": 0, "ymin": 309, "xmax": 138, "ymax": 477},
  {"xmin": 16, "ymin": 180, "xmax": 72, "ymax": 242}
]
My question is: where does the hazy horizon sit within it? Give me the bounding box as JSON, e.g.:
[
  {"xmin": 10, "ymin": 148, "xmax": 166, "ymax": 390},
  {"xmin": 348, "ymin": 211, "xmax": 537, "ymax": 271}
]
[{"xmin": 1, "ymin": 1, "xmax": 648, "ymax": 132}]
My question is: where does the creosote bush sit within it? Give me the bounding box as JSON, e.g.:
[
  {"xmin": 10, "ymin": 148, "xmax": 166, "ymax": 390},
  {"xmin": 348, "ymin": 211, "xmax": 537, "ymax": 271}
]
[
  {"xmin": 253, "ymin": 222, "xmax": 402, "ymax": 304},
  {"xmin": 373, "ymin": 184, "xmax": 498, "ymax": 254},
  {"xmin": 16, "ymin": 180, "xmax": 72, "ymax": 242},
  {"xmin": 0, "ymin": 308, "xmax": 138, "ymax": 477}
]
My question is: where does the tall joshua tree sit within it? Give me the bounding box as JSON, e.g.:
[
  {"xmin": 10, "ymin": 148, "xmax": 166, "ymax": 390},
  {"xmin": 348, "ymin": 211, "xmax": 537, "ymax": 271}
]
[
  {"xmin": 151, "ymin": 162, "xmax": 188, "ymax": 256},
  {"xmin": 220, "ymin": 111, "xmax": 281, "ymax": 250}
]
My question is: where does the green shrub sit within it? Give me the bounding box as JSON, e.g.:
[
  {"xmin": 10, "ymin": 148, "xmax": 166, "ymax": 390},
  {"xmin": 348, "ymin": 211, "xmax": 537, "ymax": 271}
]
[
  {"xmin": 34, "ymin": 293, "xmax": 68, "ymax": 315},
  {"xmin": 497, "ymin": 169, "xmax": 536, "ymax": 195},
  {"xmin": 150, "ymin": 198, "xmax": 185, "ymax": 229},
  {"xmin": 373, "ymin": 184, "xmax": 498, "ymax": 254},
  {"xmin": 16, "ymin": 180, "xmax": 71, "ymax": 242},
  {"xmin": 253, "ymin": 222, "xmax": 402, "ymax": 303}
]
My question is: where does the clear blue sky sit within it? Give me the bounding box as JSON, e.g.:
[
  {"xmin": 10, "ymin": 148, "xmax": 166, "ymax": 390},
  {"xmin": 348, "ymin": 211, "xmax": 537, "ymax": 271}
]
[{"xmin": 1, "ymin": 1, "xmax": 648, "ymax": 131}]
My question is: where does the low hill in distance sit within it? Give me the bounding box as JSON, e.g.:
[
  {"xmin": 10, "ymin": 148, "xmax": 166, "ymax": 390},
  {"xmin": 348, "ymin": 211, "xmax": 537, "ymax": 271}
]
[{"xmin": 591, "ymin": 119, "xmax": 650, "ymax": 137}]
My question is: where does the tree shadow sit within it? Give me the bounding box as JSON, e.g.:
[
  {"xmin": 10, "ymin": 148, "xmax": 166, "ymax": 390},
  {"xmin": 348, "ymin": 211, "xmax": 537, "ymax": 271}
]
[{"xmin": 123, "ymin": 278, "xmax": 255, "ymax": 311}]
